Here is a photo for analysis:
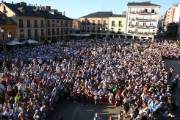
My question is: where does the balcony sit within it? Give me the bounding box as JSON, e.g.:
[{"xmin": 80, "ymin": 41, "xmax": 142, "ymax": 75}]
[
  {"xmin": 128, "ymin": 30, "xmax": 135, "ymax": 34},
  {"xmin": 136, "ymin": 25, "xmax": 156, "ymax": 29},
  {"xmin": 129, "ymin": 11, "xmax": 136, "ymax": 14},
  {"xmin": 137, "ymin": 12, "xmax": 158, "ymax": 15},
  {"xmin": 129, "ymin": 18, "xmax": 136, "ymax": 21},
  {"xmin": 129, "ymin": 11, "xmax": 158, "ymax": 15},
  {"xmin": 128, "ymin": 25, "xmax": 135, "ymax": 28},
  {"xmin": 136, "ymin": 18, "xmax": 157, "ymax": 22},
  {"xmin": 136, "ymin": 32, "xmax": 156, "ymax": 35}
]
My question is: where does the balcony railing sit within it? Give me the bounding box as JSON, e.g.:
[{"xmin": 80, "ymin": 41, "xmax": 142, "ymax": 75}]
[
  {"xmin": 137, "ymin": 12, "xmax": 158, "ymax": 15},
  {"xmin": 136, "ymin": 32, "xmax": 156, "ymax": 35},
  {"xmin": 136, "ymin": 25, "xmax": 156, "ymax": 29},
  {"xmin": 129, "ymin": 11, "xmax": 158, "ymax": 15},
  {"xmin": 136, "ymin": 18, "xmax": 157, "ymax": 21}
]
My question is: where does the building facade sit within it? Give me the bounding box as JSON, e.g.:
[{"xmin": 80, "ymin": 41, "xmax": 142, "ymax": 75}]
[
  {"xmin": 79, "ymin": 12, "xmax": 127, "ymax": 34},
  {"xmin": 0, "ymin": 2, "xmax": 72, "ymax": 42},
  {"xmin": 0, "ymin": 12, "xmax": 16, "ymax": 42},
  {"xmin": 164, "ymin": 4, "xmax": 180, "ymax": 30},
  {"xmin": 108, "ymin": 15, "xmax": 126, "ymax": 33},
  {"xmin": 79, "ymin": 12, "xmax": 112, "ymax": 33},
  {"xmin": 127, "ymin": 2, "xmax": 160, "ymax": 40}
]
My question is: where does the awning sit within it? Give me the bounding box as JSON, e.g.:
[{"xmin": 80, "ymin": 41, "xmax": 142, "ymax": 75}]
[
  {"xmin": 6, "ymin": 40, "xmax": 23, "ymax": 46},
  {"xmin": 26, "ymin": 39, "xmax": 39, "ymax": 44},
  {"xmin": 70, "ymin": 33, "xmax": 90, "ymax": 37}
]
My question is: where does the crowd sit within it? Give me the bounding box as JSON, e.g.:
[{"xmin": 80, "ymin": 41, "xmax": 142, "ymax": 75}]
[{"xmin": 0, "ymin": 39, "xmax": 179, "ymax": 120}]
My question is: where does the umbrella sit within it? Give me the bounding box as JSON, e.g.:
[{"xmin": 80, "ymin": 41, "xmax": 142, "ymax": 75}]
[
  {"xmin": 26, "ymin": 39, "xmax": 38, "ymax": 44},
  {"xmin": 6, "ymin": 40, "xmax": 22, "ymax": 46}
]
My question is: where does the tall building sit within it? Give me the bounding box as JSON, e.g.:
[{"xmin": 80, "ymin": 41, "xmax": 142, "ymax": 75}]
[
  {"xmin": 0, "ymin": 2, "xmax": 72, "ymax": 42},
  {"xmin": 164, "ymin": 4, "xmax": 180, "ymax": 30},
  {"xmin": 79, "ymin": 11, "xmax": 126, "ymax": 33},
  {"xmin": 127, "ymin": 2, "xmax": 160, "ymax": 40}
]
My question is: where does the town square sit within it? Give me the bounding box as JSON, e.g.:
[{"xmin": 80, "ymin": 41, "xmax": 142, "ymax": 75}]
[{"xmin": 0, "ymin": 0, "xmax": 179, "ymax": 120}]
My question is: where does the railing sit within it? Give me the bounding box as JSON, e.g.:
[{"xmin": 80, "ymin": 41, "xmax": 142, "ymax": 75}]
[
  {"xmin": 136, "ymin": 18, "xmax": 157, "ymax": 21},
  {"xmin": 137, "ymin": 12, "xmax": 158, "ymax": 15},
  {"xmin": 129, "ymin": 12, "xmax": 158, "ymax": 15},
  {"xmin": 136, "ymin": 26, "xmax": 156, "ymax": 29}
]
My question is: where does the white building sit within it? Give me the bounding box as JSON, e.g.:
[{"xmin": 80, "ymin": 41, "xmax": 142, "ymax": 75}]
[
  {"xmin": 165, "ymin": 4, "xmax": 180, "ymax": 25},
  {"xmin": 164, "ymin": 4, "xmax": 180, "ymax": 30},
  {"xmin": 126, "ymin": 2, "xmax": 160, "ymax": 40}
]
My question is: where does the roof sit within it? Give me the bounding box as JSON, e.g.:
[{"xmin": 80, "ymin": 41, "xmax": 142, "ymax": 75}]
[
  {"xmin": 127, "ymin": 2, "xmax": 160, "ymax": 6},
  {"xmin": 81, "ymin": 11, "xmax": 114, "ymax": 18},
  {"xmin": 111, "ymin": 14, "xmax": 126, "ymax": 17},
  {"xmin": 3, "ymin": 2, "xmax": 72, "ymax": 20},
  {"xmin": 0, "ymin": 12, "xmax": 16, "ymax": 25},
  {"xmin": 81, "ymin": 12, "xmax": 126, "ymax": 18}
]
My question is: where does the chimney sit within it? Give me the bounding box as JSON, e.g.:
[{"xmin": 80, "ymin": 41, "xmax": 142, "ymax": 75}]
[{"xmin": 63, "ymin": 11, "xmax": 65, "ymax": 16}]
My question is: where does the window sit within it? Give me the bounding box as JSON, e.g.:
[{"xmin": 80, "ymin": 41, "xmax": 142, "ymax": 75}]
[
  {"xmin": 20, "ymin": 34, "xmax": 24, "ymax": 38},
  {"xmin": 98, "ymin": 20, "xmax": 100, "ymax": 24},
  {"xmin": 48, "ymin": 29, "xmax": 51, "ymax": 35},
  {"xmin": 61, "ymin": 21, "xmax": 63, "ymax": 27},
  {"xmin": 151, "ymin": 9, "xmax": 155, "ymax": 13},
  {"xmin": 52, "ymin": 29, "xmax": 55, "ymax": 35},
  {"xmin": 41, "ymin": 29, "xmax": 44, "ymax": 36},
  {"xmin": 65, "ymin": 29, "xmax": 68, "ymax": 34},
  {"xmin": 35, "ymin": 29, "xmax": 38, "ymax": 37},
  {"xmin": 27, "ymin": 20, "xmax": 31, "ymax": 28},
  {"xmin": 52, "ymin": 20, "xmax": 55, "ymax": 27},
  {"xmin": 118, "ymin": 29, "xmax": 121, "ymax": 32},
  {"xmin": 93, "ymin": 20, "xmax": 95, "ymax": 23},
  {"xmin": 41, "ymin": 20, "xmax": 44, "ymax": 27},
  {"xmin": 3, "ymin": 6, "xmax": 7, "ymax": 13},
  {"xmin": 34, "ymin": 20, "xmax": 38, "ymax": 28},
  {"xmin": 61, "ymin": 28, "xmax": 63, "ymax": 34},
  {"xmin": 112, "ymin": 21, "xmax": 115, "ymax": 27},
  {"xmin": 28, "ymin": 29, "xmax": 31, "ymax": 38},
  {"xmin": 103, "ymin": 20, "xmax": 106, "ymax": 25},
  {"xmin": 65, "ymin": 21, "xmax": 68, "ymax": 26},
  {"xmin": 47, "ymin": 20, "xmax": 50, "ymax": 27},
  {"xmin": 118, "ymin": 21, "xmax": 122, "ymax": 27},
  {"xmin": 111, "ymin": 28, "xmax": 114, "ymax": 32},
  {"xmin": 136, "ymin": 22, "xmax": 139, "ymax": 26},
  {"xmin": 92, "ymin": 27, "xmax": 95, "ymax": 32},
  {"xmin": 20, "ymin": 29, "xmax": 24, "ymax": 32},
  {"xmin": 19, "ymin": 19, "xmax": 23, "ymax": 28},
  {"xmin": 144, "ymin": 9, "xmax": 148, "ymax": 13},
  {"xmin": 56, "ymin": 20, "xmax": 59, "ymax": 23},
  {"xmin": 57, "ymin": 28, "xmax": 60, "ymax": 35},
  {"xmin": 143, "ymin": 22, "xmax": 146, "ymax": 26}
]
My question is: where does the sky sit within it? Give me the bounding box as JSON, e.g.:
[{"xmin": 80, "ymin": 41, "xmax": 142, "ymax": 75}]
[{"xmin": 4, "ymin": 0, "xmax": 180, "ymax": 18}]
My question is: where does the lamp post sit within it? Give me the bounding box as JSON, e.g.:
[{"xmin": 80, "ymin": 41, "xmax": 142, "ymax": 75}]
[{"xmin": 0, "ymin": 28, "xmax": 5, "ymax": 51}]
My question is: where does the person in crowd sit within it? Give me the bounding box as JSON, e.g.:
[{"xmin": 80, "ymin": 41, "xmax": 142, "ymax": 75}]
[{"xmin": 0, "ymin": 39, "xmax": 179, "ymax": 119}]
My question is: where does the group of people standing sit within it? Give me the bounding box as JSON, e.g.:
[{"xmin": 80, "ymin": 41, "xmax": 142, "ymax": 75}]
[{"xmin": 0, "ymin": 39, "xmax": 179, "ymax": 120}]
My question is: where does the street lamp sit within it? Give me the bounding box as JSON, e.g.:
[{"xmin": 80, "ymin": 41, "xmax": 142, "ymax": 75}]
[{"xmin": 0, "ymin": 28, "xmax": 5, "ymax": 51}]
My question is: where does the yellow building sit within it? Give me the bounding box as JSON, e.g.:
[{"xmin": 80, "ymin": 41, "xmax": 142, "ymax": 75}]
[
  {"xmin": 79, "ymin": 12, "xmax": 127, "ymax": 34},
  {"xmin": 108, "ymin": 15, "xmax": 126, "ymax": 33},
  {"xmin": 0, "ymin": 12, "xmax": 16, "ymax": 42},
  {"xmin": 0, "ymin": 2, "xmax": 72, "ymax": 42}
]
